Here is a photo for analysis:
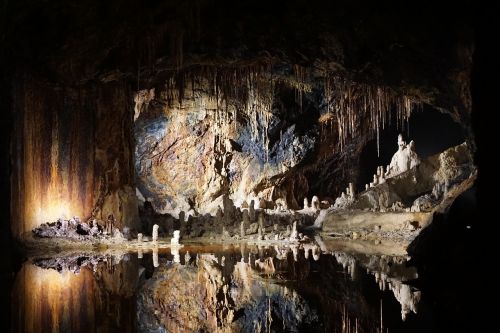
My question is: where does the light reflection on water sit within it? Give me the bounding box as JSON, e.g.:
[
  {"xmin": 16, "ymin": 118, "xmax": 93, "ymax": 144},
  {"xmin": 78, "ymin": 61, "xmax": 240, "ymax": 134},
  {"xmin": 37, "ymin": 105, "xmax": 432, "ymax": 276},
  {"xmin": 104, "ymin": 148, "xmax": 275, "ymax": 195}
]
[{"xmin": 11, "ymin": 244, "xmax": 422, "ymax": 333}]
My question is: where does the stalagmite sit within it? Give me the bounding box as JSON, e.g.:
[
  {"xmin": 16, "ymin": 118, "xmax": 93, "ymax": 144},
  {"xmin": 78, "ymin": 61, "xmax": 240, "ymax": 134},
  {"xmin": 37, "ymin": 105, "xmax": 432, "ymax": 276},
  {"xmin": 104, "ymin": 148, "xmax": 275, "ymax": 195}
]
[
  {"xmin": 61, "ymin": 218, "xmax": 68, "ymax": 231},
  {"xmin": 171, "ymin": 230, "xmax": 180, "ymax": 245},
  {"xmin": 408, "ymin": 140, "xmax": 420, "ymax": 168},
  {"xmin": 304, "ymin": 247, "xmax": 310, "ymax": 259},
  {"xmin": 106, "ymin": 214, "xmax": 115, "ymax": 235},
  {"xmin": 152, "ymin": 224, "xmax": 159, "ymax": 242},
  {"xmin": 289, "ymin": 221, "xmax": 298, "ymax": 241},
  {"xmin": 172, "ymin": 247, "xmax": 180, "ymax": 263},
  {"xmin": 258, "ymin": 211, "xmax": 265, "ymax": 230},
  {"xmin": 348, "ymin": 183, "xmax": 355, "ymax": 199},
  {"xmin": 311, "ymin": 196, "xmax": 320, "ymax": 210},
  {"xmin": 222, "ymin": 194, "xmax": 236, "ymax": 225},
  {"xmin": 90, "ymin": 219, "xmax": 99, "ymax": 236},
  {"xmin": 222, "ymin": 226, "xmax": 230, "ymax": 238},
  {"xmin": 257, "ymin": 226, "xmax": 263, "ymax": 240},
  {"xmin": 312, "ymin": 246, "xmax": 321, "ymax": 261},
  {"xmin": 249, "ymin": 200, "xmax": 255, "ymax": 221},
  {"xmin": 137, "ymin": 233, "xmax": 143, "ymax": 242},
  {"xmin": 215, "ymin": 206, "xmax": 223, "ymax": 224},
  {"xmin": 152, "ymin": 247, "xmax": 159, "ymax": 267},
  {"xmin": 240, "ymin": 221, "xmax": 246, "ymax": 237},
  {"xmin": 365, "ymin": 184, "xmax": 369, "ymax": 190},
  {"xmin": 242, "ymin": 209, "xmax": 250, "ymax": 225},
  {"xmin": 292, "ymin": 245, "xmax": 298, "ymax": 261},
  {"xmin": 385, "ymin": 134, "xmax": 421, "ymax": 178},
  {"xmin": 303, "ymin": 197, "xmax": 309, "ymax": 209}
]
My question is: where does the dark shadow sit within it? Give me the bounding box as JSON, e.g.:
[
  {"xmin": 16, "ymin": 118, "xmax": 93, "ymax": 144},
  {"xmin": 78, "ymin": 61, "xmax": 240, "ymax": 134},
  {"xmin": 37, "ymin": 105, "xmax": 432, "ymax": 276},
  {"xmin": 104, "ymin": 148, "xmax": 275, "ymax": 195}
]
[{"xmin": 406, "ymin": 187, "xmax": 477, "ymax": 332}]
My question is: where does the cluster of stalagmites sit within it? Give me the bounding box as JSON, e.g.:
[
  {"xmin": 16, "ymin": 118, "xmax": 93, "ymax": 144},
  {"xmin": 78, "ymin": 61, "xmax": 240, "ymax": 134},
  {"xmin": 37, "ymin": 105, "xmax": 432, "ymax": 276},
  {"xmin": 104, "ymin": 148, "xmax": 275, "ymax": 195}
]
[
  {"xmin": 32, "ymin": 214, "xmax": 128, "ymax": 241},
  {"xmin": 32, "ymin": 192, "xmax": 321, "ymax": 244},
  {"xmin": 330, "ymin": 133, "xmax": 446, "ymax": 213},
  {"xmin": 313, "ymin": 137, "xmax": 475, "ymax": 242},
  {"xmin": 33, "ymin": 134, "xmax": 472, "ymax": 244},
  {"xmin": 331, "ymin": 134, "xmax": 422, "ymax": 211},
  {"xmin": 138, "ymin": 193, "xmax": 320, "ymax": 244}
]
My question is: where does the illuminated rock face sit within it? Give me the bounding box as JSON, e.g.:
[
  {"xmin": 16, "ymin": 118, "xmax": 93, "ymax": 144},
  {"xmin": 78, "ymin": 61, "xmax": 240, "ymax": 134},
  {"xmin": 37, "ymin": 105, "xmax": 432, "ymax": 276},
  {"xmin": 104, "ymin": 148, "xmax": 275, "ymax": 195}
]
[
  {"xmin": 11, "ymin": 78, "xmax": 139, "ymax": 238},
  {"xmin": 134, "ymin": 82, "xmax": 316, "ymax": 216}
]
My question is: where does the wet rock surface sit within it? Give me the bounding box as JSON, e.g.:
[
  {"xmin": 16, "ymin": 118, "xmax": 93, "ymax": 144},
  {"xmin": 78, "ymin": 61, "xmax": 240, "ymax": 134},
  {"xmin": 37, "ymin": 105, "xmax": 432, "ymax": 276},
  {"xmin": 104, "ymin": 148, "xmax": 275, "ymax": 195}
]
[{"xmin": 314, "ymin": 142, "xmax": 476, "ymax": 243}]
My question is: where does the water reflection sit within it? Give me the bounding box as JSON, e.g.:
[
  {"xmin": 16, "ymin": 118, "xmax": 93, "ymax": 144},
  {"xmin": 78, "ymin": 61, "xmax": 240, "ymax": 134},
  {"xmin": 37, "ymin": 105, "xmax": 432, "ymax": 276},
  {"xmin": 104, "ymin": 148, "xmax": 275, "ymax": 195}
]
[{"xmin": 12, "ymin": 244, "xmax": 423, "ymax": 332}]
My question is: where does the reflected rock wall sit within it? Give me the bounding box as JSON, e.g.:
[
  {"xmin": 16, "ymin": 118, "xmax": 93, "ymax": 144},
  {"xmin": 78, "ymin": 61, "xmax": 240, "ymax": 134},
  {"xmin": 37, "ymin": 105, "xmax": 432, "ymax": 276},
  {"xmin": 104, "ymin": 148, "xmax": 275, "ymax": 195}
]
[
  {"xmin": 11, "ymin": 260, "xmax": 138, "ymax": 333},
  {"xmin": 137, "ymin": 252, "xmax": 318, "ymax": 332}
]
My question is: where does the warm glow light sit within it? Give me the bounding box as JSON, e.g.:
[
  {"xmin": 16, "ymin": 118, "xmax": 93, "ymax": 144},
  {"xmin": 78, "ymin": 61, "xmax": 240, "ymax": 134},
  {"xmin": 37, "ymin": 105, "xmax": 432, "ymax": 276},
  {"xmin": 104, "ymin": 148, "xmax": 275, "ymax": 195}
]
[
  {"xmin": 33, "ymin": 264, "xmax": 73, "ymax": 288},
  {"xmin": 35, "ymin": 200, "xmax": 72, "ymax": 223},
  {"xmin": 13, "ymin": 264, "xmax": 95, "ymax": 332}
]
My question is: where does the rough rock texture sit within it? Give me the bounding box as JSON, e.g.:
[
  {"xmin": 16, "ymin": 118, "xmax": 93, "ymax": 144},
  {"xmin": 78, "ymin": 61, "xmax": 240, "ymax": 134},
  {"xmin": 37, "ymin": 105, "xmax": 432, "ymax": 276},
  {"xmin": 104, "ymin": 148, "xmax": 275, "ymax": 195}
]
[
  {"xmin": 352, "ymin": 143, "xmax": 474, "ymax": 211},
  {"xmin": 2, "ymin": 0, "xmax": 475, "ymax": 237},
  {"xmin": 12, "ymin": 256, "xmax": 139, "ymax": 333},
  {"xmin": 137, "ymin": 253, "xmax": 317, "ymax": 332},
  {"xmin": 134, "ymin": 79, "xmax": 320, "ymax": 216},
  {"xmin": 11, "ymin": 77, "xmax": 140, "ymax": 239},
  {"xmin": 314, "ymin": 143, "xmax": 475, "ymax": 243}
]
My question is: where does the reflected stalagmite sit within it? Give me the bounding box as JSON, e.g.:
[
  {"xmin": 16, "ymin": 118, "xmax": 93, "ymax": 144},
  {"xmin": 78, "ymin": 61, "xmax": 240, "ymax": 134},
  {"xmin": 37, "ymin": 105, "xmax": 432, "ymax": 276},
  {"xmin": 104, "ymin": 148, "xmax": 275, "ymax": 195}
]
[{"xmin": 153, "ymin": 247, "xmax": 159, "ymax": 267}]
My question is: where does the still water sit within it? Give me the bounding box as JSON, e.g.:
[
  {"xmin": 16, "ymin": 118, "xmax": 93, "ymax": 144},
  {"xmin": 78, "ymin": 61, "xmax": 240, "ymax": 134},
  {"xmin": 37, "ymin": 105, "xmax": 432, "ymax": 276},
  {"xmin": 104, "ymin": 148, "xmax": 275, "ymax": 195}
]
[{"xmin": 9, "ymin": 244, "xmax": 441, "ymax": 332}]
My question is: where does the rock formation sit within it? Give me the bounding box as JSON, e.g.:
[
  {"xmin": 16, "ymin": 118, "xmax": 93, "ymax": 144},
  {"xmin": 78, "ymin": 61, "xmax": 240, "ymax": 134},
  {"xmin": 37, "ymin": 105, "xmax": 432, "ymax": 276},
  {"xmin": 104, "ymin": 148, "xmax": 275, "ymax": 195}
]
[
  {"xmin": 289, "ymin": 221, "xmax": 299, "ymax": 241},
  {"xmin": 385, "ymin": 134, "xmax": 421, "ymax": 178},
  {"xmin": 311, "ymin": 196, "xmax": 320, "ymax": 210},
  {"xmin": 315, "ymin": 142, "xmax": 476, "ymax": 240},
  {"xmin": 152, "ymin": 224, "xmax": 159, "ymax": 242},
  {"xmin": 171, "ymin": 230, "xmax": 180, "ymax": 246},
  {"xmin": 240, "ymin": 221, "xmax": 246, "ymax": 237}
]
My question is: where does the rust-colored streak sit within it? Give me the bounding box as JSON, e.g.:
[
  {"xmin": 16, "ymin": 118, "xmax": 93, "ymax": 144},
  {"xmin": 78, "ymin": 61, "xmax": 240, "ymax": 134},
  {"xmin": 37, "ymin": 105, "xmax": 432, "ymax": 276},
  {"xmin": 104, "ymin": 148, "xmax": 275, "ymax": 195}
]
[
  {"xmin": 11, "ymin": 76, "xmax": 138, "ymax": 238},
  {"xmin": 11, "ymin": 264, "xmax": 96, "ymax": 333},
  {"xmin": 11, "ymin": 260, "xmax": 139, "ymax": 333}
]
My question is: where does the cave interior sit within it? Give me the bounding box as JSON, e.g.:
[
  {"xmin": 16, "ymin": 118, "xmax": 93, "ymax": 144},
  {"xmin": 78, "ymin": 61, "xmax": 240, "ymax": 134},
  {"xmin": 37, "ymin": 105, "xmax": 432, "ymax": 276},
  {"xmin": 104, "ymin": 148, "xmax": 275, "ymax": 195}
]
[{"xmin": 0, "ymin": 0, "xmax": 485, "ymax": 332}]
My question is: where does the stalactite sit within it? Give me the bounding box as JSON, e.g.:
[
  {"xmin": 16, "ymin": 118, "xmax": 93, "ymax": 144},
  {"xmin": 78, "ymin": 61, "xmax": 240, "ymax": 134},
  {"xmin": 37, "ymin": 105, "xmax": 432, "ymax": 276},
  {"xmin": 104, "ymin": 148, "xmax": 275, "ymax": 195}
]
[{"xmin": 324, "ymin": 75, "xmax": 421, "ymax": 155}]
